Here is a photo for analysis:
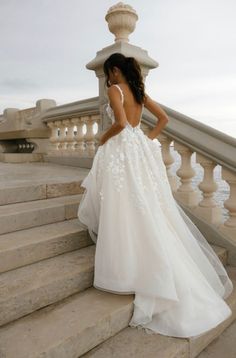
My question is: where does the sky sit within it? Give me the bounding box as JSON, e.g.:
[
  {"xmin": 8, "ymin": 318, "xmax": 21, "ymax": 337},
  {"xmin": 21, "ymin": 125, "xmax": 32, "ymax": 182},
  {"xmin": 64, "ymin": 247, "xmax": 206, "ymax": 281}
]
[{"xmin": 0, "ymin": 0, "xmax": 235, "ymax": 138}]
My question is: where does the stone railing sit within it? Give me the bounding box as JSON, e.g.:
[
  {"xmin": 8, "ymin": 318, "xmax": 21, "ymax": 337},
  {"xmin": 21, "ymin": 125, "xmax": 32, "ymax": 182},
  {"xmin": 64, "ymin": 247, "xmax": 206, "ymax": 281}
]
[
  {"xmin": 141, "ymin": 105, "xmax": 236, "ymax": 254},
  {"xmin": 42, "ymin": 97, "xmax": 101, "ymax": 168},
  {"xmin": 0, "ymin": 99, "xmax": 56, "ymax": 157}
]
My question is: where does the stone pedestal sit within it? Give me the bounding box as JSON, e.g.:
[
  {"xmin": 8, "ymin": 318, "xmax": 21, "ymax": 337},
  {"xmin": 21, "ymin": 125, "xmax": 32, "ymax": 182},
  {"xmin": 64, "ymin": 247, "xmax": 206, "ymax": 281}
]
[{"xmin": 86, "ymin": 2, "xmax": 158, "ymax": 132}]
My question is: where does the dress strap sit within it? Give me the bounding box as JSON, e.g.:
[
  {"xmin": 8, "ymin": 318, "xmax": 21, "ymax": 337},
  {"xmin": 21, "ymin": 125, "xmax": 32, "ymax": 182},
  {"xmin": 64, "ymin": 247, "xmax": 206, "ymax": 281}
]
[{"xmin": 113, "ymin": 84, "xmax": 124, "ymax": 103}]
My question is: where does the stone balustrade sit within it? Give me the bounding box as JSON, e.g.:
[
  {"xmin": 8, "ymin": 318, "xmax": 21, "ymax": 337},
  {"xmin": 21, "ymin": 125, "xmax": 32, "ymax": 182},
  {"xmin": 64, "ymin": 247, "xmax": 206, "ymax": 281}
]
[
  {"xmin": 0, "ymin": 99, "xmax": 56, "ymax": 133},
  {"xmin": 47, "ymin": 114, "xmax": 100, "ymax": 158},
  {"xmin": 0, "ymin": 99, "xmax": 56, "ymax": 158},
  {"xmin": 141, "ymin": 107, "xmax": 236, "ymax": 244},
  {"xmin": 41, "ymin": 96, "xmax": 101, "ymax": 168}
]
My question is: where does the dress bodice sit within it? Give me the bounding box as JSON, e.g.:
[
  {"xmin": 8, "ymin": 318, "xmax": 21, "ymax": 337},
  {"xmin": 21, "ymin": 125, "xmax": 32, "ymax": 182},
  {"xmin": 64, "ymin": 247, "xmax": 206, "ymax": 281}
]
[{"xmin": 105, "ymin": 84, "xmax": 143, "ymax": 130}]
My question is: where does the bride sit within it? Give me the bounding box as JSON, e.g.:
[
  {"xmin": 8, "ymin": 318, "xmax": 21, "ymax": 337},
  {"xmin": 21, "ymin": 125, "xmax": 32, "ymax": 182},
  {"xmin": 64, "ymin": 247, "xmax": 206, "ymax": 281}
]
[{"xmin": 77, "ymin": 52, "xmax": 233, "ymax": 338}]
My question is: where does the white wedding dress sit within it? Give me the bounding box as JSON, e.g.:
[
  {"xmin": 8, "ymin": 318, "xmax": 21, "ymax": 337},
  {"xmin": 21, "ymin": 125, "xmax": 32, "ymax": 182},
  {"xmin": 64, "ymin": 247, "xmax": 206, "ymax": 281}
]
[{"xmin": 77, "ymin": 84, "xmax": 233, "ymax": 338}]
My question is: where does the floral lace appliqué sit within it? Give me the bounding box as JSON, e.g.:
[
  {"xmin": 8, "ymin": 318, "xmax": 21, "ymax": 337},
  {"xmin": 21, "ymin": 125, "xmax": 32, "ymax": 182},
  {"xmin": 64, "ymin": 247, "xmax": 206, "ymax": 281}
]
[
  {"xmin": 99, "ymin": 190, "xmax": 104, "ymax": 201},
  {"xmin": 105, "ymin": 148, "xmax": 126, "ymax": 192},
  {"xmin": 130, "ymin": 188, "xmax": 147, "ymax": 216}
]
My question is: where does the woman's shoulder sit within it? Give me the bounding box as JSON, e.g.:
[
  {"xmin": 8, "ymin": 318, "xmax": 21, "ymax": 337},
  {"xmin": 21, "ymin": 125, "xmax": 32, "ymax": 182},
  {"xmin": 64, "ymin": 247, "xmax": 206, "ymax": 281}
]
[{"xmin": 107, "ymin": 84, "xmax": 124, "ymax": 103}]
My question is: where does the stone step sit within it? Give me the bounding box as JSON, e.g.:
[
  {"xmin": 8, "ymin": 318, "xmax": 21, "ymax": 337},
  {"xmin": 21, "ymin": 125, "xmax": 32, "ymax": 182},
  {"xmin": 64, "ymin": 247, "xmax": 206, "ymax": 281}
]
[
  {"xmin": 197, "ymin": 319, "xmax": 236, "ymax": 358},
  {"xmin": 0, "ymin": 243, "xmax": 229, "ymax": 331},
  {"xmin": 0, "ymin": 219, "xmax": 93, "ymax": 274},
  {"xmin": 82, "ymin": 324, "xmax": 189, "ymax": 358},
  {"xmin": 0, "ymin": 193, "xmax": 83, "ymax": 235},
  {"xmin": 81, "ymin": 267, "xmax": 236, "ymax": 358},
  {"xmin": 0, "ymin": 180, "xmax": 85, "ymax": 205},
  {"xmin": 0, "ymin": 221, "xmax": 227, "ymax": 277},
  {"xmin": 82, "ymin": 276, "xmax": 236, "ymax": 357},
  {"xmin": 0, "ymin": 246, "xmax": 95, "ymax": 327},
  {"xmin": 189, "ymin": 265, "xmax": 236, "ymax": 357},
  {"xmin": 0, "ymin": 275, "xmax": 235, "ymax": 358},
  {"xmin": 0, "ymin": 287, "xmax": 133, "ymax": 358},
  {"xmin": 0, "ymin": 153, "xmax": 43, "ymax": 163},
  {"xmin": 0, "ymin": 218, "xmax": 227, "ymax": 275}
]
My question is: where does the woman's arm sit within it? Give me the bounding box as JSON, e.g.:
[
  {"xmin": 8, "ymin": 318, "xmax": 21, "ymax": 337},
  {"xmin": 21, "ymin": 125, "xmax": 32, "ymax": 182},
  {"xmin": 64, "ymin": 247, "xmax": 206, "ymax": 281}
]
[
  {"xmin": 144, "ymin": 94, "xmax": 169, "ymax": 140},
  {"xmin": 99, "ymin": 86, "xmax": 127, "ymax": 145}
]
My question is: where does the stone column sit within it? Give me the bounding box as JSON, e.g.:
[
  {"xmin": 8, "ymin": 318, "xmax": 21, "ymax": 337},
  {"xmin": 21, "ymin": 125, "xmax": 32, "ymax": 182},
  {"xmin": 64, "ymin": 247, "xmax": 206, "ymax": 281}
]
[
  {"xmin": 173, "ymin": 142, "xmax": 200, "ymax": 207},
  {"xmin": 158, "ymin": 134, "xmax": 179, "ymax": 191},
  {"xmin": 86, "ymin": 2, "xmax": 159, "ymax": 132},
  {"xmin": 218, "ymin": 168, "xmax": 236, "ymax": 241},
  {"xmin": 194, "ymin": 153, "xmax": 222, "ymax": 224}
]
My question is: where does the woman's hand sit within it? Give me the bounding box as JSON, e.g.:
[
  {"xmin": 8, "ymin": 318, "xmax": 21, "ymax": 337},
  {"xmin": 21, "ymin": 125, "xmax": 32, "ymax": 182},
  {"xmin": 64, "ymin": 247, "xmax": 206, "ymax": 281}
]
[
  {"xmin": 98, "ymin": 136, "xmax": 107, "ymax": 146},
  {"xmin": 97, "ymin": 140, "xmax": 104, "ymax": 147}
]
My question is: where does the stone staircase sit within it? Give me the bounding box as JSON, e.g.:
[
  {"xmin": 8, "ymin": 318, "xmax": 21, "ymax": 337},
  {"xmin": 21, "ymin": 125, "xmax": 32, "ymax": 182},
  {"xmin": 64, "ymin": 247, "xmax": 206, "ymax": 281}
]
[{"xmin": 0, "ymin": 171, "xmax": 235, "ymax": 358}]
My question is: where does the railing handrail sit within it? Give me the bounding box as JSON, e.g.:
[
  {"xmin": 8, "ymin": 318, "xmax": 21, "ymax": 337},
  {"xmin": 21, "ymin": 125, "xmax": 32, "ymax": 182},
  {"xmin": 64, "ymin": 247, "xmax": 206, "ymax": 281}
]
[
  {"xmin": 160, "ymin": 103, "xmax": 236, "ymax": 145},
  {"xmin": 41, "ymin": 96, "xmax": 99, "ymax": 123}
]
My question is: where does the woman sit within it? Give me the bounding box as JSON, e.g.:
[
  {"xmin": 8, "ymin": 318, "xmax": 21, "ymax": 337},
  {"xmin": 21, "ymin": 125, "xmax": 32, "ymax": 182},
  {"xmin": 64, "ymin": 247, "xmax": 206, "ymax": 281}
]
[{"xmin": 77, "ymin": 53, "xmax": 233, "ymax": 338}]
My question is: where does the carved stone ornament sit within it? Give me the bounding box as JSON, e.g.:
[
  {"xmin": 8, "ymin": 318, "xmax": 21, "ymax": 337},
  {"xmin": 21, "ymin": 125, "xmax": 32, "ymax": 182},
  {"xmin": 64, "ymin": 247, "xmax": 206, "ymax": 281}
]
[{"xmin": 105, "ymin": 2, "xmax": 138, "ymax": 43}]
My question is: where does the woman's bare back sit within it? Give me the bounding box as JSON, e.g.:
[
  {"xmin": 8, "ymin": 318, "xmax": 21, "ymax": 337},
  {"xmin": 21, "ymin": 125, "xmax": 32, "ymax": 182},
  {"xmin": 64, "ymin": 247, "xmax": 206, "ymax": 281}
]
[{"xmin": 117, "ymin": 83, "xmax": 143, "ymax": 128}]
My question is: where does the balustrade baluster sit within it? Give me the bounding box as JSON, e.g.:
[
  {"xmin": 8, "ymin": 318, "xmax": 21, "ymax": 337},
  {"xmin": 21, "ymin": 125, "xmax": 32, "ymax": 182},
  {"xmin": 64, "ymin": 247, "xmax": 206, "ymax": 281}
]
[
  {"xmin": 194, "ymin": 153, "xmax": 222, "ymax": 224},
  {"xmin": 173, "ymin": 142, "xmax": 200, "ymax": 206},
  {"xmin": 64, "ymin": 119, "xmax": 75, "ymax": 152},
  {"xmin": 84, "ymin": 116, "xmax": 96, "ymax": 157},
  {"xmin": 158, "ymin": 134, "xmax": 178, "ymax": 191},
  {"xmin": 47, "ymin": 122, "xmax": 59, "ymax": 153},
  {"xmin": 72, "ymin": 117, "xmax": 86, "ymax": 156},
  {"xmin": 218, "ymin": 168, "xmax": 236, "ymax": 241}
]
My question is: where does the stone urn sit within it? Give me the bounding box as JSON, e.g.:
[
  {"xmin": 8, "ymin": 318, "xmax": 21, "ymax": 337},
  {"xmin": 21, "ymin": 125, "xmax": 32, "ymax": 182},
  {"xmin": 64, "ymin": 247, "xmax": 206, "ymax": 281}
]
[{"xmin": 105, "ymin": 2, "xmax": 138, "ymax": 43}]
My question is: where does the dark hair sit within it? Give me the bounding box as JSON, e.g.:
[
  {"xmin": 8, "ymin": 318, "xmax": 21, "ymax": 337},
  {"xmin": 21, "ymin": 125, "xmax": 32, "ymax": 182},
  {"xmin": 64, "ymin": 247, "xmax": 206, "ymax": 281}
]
[{"xmin": 103, "ymin": 53, "xmax": 145, "ymax": 104}]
